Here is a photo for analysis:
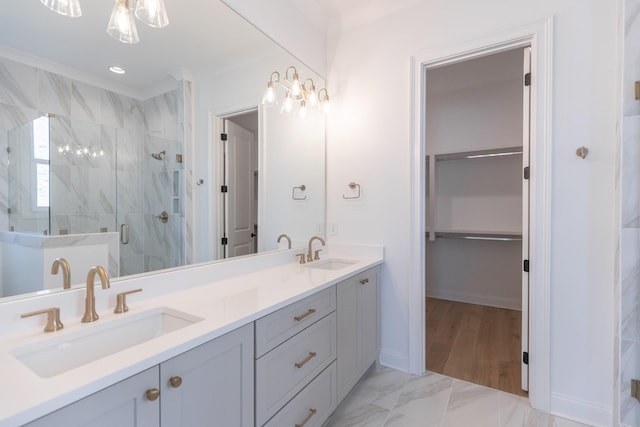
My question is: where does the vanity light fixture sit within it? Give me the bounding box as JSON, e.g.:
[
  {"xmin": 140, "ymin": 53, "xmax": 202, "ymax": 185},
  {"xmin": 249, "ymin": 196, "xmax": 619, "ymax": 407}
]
[
  {"xmin": 41, "ymin": 0, "xmax": 169, "ymax": 44},
  {"xmin": 262, "ymin": 66, "xmax": 331, "ymax": 115}
]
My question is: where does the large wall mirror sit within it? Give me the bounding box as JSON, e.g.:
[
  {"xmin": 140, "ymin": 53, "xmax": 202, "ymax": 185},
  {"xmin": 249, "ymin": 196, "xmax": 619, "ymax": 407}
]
[{"xmin": 0, "ymin": 0, "xmax": 326, "ymax": 301}]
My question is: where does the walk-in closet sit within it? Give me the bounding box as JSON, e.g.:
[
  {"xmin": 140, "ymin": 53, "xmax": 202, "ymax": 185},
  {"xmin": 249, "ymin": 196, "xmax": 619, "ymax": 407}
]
[{"xmin": 424, "ymin": 47, "xmax": 530, "ymax": 396}]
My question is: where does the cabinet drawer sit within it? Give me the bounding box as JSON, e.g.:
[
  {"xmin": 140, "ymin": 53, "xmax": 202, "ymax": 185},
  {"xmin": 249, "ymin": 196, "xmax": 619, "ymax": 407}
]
[
  {"xmin": 255, "ymin": 286, "xmax": 336, "ymax": 357},
  {"xmin": 256, "ymin": 312, "xmax": 336, "ymax": 425},
  {"xmin": 263, "ymin": 361, "xmax": 337, "ymax": 427}
]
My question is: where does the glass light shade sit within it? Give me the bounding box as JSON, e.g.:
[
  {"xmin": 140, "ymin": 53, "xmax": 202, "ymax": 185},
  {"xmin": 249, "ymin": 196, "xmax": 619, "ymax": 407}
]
[
  {"xmin": 308, "ymin": 88, "xmax": 317, "ymax": 106},
  {"xmin": 135, "ymin": 0, "xmax": 169, "ymax": 28},
  {"xmin": 40, "ymin": 0, "xmax": 82, "ymax": 18},
  {"xmin": 322, "ymin": 96, "xmax": 330, "ymax": 114},
  {"xmin": 291, "ymin": 76, "xmax": 301, "ymax": 97},
  {"xmin": 283, "ymin": 93, "xmax": 293, "ymax": 113},
  {"xmin": 299, "ymin": 101, "xmax": 307, "ymax": 119},
  {"xmin": 262, "ymin": 82, "xmax": 276, "ymax": 106},
  {"xmin": 107, "ymin": 0, "xmax": 140, "ymax": 44}
]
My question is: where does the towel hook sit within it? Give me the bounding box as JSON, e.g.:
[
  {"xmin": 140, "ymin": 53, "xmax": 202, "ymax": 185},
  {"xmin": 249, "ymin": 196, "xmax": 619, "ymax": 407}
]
[
  {"xmin": 292, "ymin": 184, "xmax": 307, "ymax": 200},
  {"xmin": 342, "ymin": 182, "xmax": 361, "ymax": 199}
]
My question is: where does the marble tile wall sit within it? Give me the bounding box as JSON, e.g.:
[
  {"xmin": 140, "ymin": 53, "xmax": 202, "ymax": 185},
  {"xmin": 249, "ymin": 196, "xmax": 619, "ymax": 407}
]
[
  {"xmin": 0, "ymin": 55, "xmax": 187, "ymax": 278},
  {"xmin": 621, "ymin": 1, "xmax": 640, "ymax": 425}
]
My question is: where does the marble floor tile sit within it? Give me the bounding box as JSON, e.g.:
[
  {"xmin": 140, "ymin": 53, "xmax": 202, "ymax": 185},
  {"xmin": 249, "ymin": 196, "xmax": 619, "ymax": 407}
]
[
  {"xmin": 324, "ymin": 366, "xmax": 595, "ymax": 427},
  {"xmin": 442, "ymin": 380, "xmax": 500, "ymax": 427},
  {"xmin": 391, "ymin": 371, "xmax": 453, "ymax": 426},
  {"xmin": 349, "ymin": 364, "xmax": 412, "ymax": 410},
  {"xmin": 323, "ymin": 396, "xmax": 389, "ymax": 427}
]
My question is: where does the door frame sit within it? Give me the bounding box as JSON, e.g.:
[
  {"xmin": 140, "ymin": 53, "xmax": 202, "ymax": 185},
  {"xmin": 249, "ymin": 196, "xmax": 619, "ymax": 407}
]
[{"xmin": 408, "ymin": 19, "xmax": 553, "ymax": 410}]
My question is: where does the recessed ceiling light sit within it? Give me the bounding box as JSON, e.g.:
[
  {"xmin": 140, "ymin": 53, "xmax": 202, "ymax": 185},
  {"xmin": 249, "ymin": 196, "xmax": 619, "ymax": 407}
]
[{"xmin": 109, "ymin": 66, "xmax": 126, "ymax": 75}]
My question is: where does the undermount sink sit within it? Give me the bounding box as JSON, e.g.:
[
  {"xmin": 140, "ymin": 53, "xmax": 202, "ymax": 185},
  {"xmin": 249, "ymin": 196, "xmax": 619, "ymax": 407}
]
[
  {"xmin": 307, "ymin": 258, "xmax": 358, "ymax": 271},
  {"xmin": 11, "ymin": 307, "xmax": 203, "ymax": 378}
]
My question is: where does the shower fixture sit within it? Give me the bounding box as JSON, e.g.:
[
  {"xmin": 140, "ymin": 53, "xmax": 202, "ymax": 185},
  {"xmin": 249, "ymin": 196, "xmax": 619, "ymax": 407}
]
[{"xmin": 151, "ymin": 150, "xmax": 166, "ymax": 160}]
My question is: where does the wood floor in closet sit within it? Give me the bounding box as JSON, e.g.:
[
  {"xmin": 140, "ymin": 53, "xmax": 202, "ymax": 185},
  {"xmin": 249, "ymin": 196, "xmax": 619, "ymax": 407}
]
[{"xmin": 426, "ymin": 297, "xmax": 527, "ymax": 397}]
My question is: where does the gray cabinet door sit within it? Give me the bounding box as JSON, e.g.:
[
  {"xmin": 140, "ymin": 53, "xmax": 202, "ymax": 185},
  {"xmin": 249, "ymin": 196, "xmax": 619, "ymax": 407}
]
[
  {"xmin": 25, "ymin": 366, "xmax": 160, "ymax": 427},
  {"xmin": 160, "ymin": 323, "xmax": 254, "ymax": 427}
]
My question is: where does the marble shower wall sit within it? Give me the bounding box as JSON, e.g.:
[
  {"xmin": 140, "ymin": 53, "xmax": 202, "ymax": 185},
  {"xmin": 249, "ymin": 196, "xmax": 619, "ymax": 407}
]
[
  {"xmin": 621, "ymin": 0, "xmax": 640, "ymax": 425},
  {"xmin": 0, "ymin": 55, "xmax": 187, "ymax": 278}
]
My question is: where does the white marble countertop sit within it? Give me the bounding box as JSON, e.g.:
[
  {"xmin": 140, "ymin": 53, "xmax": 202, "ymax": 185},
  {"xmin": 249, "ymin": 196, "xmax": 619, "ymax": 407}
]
[{"xmin": 0, "ymin": 245, "xmax": 383, "ymax": 426}]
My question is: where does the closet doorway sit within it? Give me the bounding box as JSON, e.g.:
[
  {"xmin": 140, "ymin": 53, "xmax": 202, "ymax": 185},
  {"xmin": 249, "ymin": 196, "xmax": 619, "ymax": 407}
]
[{"xmin": 424, "ymin": 47, "xmax": 531, "ymax": 397}]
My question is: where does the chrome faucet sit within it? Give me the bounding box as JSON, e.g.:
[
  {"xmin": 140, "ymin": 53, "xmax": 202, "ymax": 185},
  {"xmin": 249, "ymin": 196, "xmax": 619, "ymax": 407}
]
[
  {"xmin": 51, "ymin": 257, "xmax": 71, "ymax": 289},
  {"xmin": 307, "ymin": 235, "xmax": 325, "ymax": 262},
  {"xmin": 277, "ymin": 233, "xmax": 292, "ymax": 249},
  {"xmin": 81, "ymin": 266, "xmax": 111, "ymax": 323}
]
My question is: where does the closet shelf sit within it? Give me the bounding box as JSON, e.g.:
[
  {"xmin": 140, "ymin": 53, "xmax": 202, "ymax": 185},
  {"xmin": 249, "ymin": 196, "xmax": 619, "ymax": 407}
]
[
  {"xmin": 433, "ymin": 146, "xmax": 523, "ymax": 162},
  {"xmin": 428, "ymin": 230, "xmax": 522, "ymax": 241}
]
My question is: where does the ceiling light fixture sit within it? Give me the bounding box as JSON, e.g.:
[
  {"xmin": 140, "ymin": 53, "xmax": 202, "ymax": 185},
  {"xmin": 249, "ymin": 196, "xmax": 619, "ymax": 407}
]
[
  {"xmin": 109, "ymin": 66, "xmax": 126, "ymax": 74},
  {"xmin": 41, "ymin": 0, "xmax": 169, "ymax": 44},
  {"xmin": 262, "ymin": 66, "xmax": 330, "ymax": 115},
  {"xmin": 40, "ymin": 0, "xmax": 82, "ymax": 18}
]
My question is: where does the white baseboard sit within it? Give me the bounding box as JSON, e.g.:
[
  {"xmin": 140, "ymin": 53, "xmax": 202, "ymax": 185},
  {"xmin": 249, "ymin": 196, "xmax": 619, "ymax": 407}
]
[
  {"xmin": 426, "ymin": 289, "xmax": 521, "ymax": 311},
  {"xmin": 379, "ymin": 348, "xmax": 410, "ymax": 373},
  {"xmin": 550, "ymin": 392, "xmax": 612, "ymax": 427}
]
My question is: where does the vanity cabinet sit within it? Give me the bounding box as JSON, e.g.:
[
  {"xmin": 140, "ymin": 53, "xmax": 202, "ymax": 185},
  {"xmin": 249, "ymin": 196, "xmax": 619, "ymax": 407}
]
[
  {"xmin": 24, "ymin": 324, "xmax": 254, "ymax": 427},
  {"xmin": 336, "ymin": 267, "xmax": 380, "ymax": 401}
]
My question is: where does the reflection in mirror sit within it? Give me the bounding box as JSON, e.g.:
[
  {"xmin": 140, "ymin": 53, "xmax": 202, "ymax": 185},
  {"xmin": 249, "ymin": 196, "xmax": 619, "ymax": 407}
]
[{"xmin": 0, "ymin": 0, "xmax": 326, "ymax": 301}]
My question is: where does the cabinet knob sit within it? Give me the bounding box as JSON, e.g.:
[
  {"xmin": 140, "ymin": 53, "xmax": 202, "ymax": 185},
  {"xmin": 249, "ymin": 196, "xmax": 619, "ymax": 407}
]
[
  {"xmin": 359, "ymin": 278, "xmax": 369, "ymax": 285},
  {"xmin": 169, "ymin": 376, "xmax": 183, "ymax": 388},
  {"xmin": 146, "ymin": 388, "xmax": 160, "ymax": 401}
]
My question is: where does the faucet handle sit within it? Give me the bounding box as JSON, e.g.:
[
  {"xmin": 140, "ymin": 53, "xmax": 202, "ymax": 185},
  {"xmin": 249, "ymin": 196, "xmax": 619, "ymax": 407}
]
[
  {"xmin": 21, "ymin": 307, "xmax": 63, "ymax": 332},
  {"xmin": 314, "ymin": 249, "xmax": 322, "ymax": 261},
  {"xmin": 296, "ymin": 253, "xmax": 306, "ymax": 264},
  {"xmin": 114, "ymin": 288, "xmax": 143, "ymax": 314}
]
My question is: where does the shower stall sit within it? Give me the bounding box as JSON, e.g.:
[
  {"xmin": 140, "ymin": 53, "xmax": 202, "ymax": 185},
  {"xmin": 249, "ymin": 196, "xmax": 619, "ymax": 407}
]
[{"xmin": 5, "ymin": 88, "xmax": 185, "ymax": 278}]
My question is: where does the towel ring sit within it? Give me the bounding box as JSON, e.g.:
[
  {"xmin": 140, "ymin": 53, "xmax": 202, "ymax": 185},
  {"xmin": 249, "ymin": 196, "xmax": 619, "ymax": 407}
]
[
  {"xmin": 342, "ymin": 182, "xmax": 361, "ymax": 199},
  {"xmin": 292, "ymin": 184, "xmax": 307, "ymax": 200}
]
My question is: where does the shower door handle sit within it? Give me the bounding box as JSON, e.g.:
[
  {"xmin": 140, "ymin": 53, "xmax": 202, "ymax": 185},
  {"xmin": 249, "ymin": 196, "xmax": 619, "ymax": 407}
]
[{"xmin": 120, "ymin": 224, "xmax": 129, "ymax": 245}]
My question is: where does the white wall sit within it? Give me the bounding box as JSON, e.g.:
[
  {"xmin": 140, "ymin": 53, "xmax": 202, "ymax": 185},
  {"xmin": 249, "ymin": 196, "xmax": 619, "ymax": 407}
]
[
  {"xmin": 221, "ymin": 0, "xmax": 327, "ymax": 76},
  {"xmin": 324, "ymin": 0, "xmax": 618, "ymax": 425}
]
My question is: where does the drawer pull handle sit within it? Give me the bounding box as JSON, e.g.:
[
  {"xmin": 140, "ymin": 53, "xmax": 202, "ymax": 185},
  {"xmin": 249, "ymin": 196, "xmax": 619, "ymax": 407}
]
[
  {"xmin": 359, "ymin": 278, "xmax": 369, "ymax": 285},
  {"xmin": 295, "ymin": 408, "xmax": 318, "ymax": 427},
  {"xmin": 146, "ymin": 388, "xmax": 160, "ymax": 401},
  {"xmin": 294, "ymin": 352, "xmax": 317, "ymax": 369},
  {"xmin": 294, "ymin": 308, "xmax": 316, "ymax": 322},
  {"xmin": 169, "ymin": 376, "xmax": 182, "ymax": 388}
]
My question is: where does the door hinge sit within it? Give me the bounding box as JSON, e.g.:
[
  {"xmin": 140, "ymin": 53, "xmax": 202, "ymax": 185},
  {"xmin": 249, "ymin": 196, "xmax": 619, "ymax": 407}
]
[
  {"xmin": 220, "ymin": 133, "xmax": 228, "ymax": 141},
  {"xmin": 523, "ymin": 351, "xmax": 529, "ymax": 365},
  {"xmin": 6, "ymin": 147, "xmax": 10, "ymax": 154},
  {"xmin": 523, "ymin": 259, "xmax": 529, "ymax": 272},
  {"xmin": 632, "ymin": 379, "xmax": 640, "ymax": 402},
  {"xmin": 524, "ymin": 166, "xmax": 530, "ymax": 180},
  {"xmin": 220, "ymin": 185, "xmax": 228, "ymax": 193},
  {"xmin": 524, "ymin": 73, "xmax": 531, "ymax": 86},
  {"xmin": 221, "ymin": 237, "xmax": 228, "ymax": 245}
]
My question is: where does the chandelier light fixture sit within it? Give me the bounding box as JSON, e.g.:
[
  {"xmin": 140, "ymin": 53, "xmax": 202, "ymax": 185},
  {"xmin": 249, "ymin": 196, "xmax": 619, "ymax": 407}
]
[
  {"xmin": 262, "ymin": 66, "xmax": 330, "ymax": 116},
  {"xmin": 40, "ymin": 0, "xmax": 169, "ymax": 44}
]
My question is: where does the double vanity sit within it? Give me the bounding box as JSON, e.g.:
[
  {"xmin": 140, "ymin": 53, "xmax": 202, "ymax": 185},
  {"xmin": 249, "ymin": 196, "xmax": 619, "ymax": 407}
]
[{"xmin": 0, "ymin": 244, "xmax": 383, "ymax": 427}]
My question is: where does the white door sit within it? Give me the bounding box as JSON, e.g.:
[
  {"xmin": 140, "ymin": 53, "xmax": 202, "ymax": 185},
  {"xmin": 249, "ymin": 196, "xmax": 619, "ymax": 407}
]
[
  {"xmin": 521, "ymin": 46, "xmax": 532, "ymax": 392},
  {"xmin": 224, "ymin": 120, "xmax": 256, "ymax": 258}
]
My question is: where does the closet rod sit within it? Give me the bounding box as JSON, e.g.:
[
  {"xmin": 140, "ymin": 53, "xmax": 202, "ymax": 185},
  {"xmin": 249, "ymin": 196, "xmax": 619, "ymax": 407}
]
[
  {"xmin": 433, "ymin": 231, "xmax": 522, "ymax": 242},
  {"xmin": 434, "ymin": 146, "xmax": 523, "ymax": 161}
]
